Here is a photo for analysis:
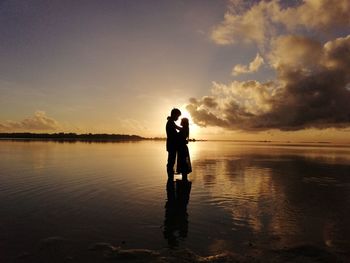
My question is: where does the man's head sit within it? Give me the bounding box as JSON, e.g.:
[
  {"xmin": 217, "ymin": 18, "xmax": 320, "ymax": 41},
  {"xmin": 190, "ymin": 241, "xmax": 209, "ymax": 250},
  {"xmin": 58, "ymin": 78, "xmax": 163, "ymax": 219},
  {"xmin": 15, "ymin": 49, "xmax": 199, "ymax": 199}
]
[{"xmin": 170, "ymin": 108, "xmax": 181, "ymax": 121}]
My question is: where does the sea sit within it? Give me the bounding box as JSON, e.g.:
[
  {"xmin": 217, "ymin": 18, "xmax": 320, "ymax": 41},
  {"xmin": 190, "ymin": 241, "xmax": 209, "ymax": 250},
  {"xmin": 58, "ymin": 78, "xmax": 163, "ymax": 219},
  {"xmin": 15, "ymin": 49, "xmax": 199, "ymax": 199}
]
[{"xmin": 1, "ymin": 140, "xmax": 349, "ymax": 261}]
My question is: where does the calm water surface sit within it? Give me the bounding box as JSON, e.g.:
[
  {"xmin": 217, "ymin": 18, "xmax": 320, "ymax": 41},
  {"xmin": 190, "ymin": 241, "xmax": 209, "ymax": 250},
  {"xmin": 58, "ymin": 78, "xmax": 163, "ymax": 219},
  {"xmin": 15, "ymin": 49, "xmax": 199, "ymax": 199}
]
[{"xmin": 1, "ymin": 140, "xmax": 350, "ymax": 260}]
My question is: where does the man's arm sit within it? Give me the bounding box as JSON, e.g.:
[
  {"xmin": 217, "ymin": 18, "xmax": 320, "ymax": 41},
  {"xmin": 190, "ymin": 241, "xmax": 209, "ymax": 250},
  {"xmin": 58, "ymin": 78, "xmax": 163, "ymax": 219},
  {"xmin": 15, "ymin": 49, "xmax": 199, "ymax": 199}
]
[{"xmin": 175, "ymin": 124, "xmax": 182, "ymax": 130}]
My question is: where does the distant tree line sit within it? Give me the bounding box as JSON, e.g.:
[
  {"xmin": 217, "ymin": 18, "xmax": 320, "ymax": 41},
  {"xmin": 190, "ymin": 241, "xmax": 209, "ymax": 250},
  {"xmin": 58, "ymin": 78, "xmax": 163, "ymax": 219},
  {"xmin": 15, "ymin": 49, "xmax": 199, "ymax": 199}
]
[
  {"xmin": 0, "ymin": 133, "xmax": 202, "ymax": 142},
  {"xmin": 0, "ymin": 132, "xmax": 145, "ymax": 141}
]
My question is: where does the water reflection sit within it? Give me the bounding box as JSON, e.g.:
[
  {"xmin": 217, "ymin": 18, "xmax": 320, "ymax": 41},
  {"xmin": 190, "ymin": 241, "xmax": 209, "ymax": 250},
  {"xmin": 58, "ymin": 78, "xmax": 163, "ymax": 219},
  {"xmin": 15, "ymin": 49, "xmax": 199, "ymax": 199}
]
[
  {"xmin": 190, "ymin": 149, "xmax": 350, "ymax": 253},
  {"xmin": 1, "ymin": 141, "xmax": 350, "ymax": 260},
  {"xmin": 163, "ymin": 178, "xmax": 192, "ymax": 247}
]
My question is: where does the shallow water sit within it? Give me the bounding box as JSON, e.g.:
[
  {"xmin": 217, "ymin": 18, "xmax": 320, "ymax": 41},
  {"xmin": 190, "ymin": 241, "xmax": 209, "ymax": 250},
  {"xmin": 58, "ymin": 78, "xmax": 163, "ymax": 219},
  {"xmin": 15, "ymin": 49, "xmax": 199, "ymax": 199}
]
[{"xmin": 1, "ymin": 140, "xmax": 350, "ymax": 260}]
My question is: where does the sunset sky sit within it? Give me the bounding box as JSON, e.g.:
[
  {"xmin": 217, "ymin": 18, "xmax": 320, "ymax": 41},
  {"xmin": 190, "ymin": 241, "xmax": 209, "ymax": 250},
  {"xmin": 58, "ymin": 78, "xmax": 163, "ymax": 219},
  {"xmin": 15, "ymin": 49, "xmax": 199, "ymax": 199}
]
[{"xmin": 1, "ymin": 0, "xmax": 349, "ymax": 142}]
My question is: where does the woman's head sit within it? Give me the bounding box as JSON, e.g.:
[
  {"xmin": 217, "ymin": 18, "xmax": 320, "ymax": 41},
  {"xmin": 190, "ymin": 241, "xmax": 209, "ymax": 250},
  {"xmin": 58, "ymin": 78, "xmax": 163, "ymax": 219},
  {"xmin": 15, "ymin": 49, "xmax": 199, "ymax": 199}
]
[
  {"xmin": 181, "ymin": 118, "xmax": 189, "ymax": 138},
  {"xmin": 181, "ymin": 118, "xmax": 189, "ymax": 127}
]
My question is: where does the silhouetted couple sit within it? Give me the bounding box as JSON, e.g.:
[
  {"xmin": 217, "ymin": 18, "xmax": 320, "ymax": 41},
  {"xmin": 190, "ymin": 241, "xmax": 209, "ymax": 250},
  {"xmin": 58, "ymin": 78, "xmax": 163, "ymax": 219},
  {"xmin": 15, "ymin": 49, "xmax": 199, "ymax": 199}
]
[{"xmin": 166, "ymin": 108, "xmax": 192, "ymax": 180}]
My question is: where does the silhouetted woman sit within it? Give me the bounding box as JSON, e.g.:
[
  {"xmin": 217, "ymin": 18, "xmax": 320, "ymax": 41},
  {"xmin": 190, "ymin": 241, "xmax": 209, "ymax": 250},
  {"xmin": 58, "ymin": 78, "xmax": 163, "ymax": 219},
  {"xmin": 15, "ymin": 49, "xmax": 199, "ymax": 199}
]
[{"xmin": 176, "ymin": 118, "xmax": 192, "ymax": 180}]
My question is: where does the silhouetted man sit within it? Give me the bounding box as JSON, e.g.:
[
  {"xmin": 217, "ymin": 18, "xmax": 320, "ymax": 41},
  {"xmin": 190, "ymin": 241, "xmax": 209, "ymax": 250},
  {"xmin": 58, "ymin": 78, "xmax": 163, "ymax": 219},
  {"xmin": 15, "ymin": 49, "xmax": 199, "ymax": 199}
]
[{"xmin": 166, "ymin": 108, "xmax": 181, "ymax": 178}]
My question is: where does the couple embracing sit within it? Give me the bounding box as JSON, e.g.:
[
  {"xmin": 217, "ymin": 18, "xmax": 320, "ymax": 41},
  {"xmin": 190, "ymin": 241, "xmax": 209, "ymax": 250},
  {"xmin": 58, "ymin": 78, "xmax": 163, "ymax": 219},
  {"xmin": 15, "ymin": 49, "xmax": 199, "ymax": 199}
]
[{"xmin": 166, "ymin": 108, "xmax": 192, "ymax": 180}]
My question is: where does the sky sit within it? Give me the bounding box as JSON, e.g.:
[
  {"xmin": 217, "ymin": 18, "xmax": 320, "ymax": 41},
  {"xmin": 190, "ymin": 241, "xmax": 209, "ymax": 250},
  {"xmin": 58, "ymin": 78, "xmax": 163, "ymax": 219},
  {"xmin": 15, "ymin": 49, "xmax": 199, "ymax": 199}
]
[{"xmin": 0, "ymin": 0, "xmax": 349, "ymax": 142}]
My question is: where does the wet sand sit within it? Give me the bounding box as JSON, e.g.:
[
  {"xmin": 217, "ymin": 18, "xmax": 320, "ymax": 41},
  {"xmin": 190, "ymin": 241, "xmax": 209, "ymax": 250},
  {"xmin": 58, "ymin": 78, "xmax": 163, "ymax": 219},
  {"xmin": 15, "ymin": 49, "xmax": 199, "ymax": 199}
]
[{"xmin": 12, "ymin": 235, "xmax": 347, "ymax": 263}]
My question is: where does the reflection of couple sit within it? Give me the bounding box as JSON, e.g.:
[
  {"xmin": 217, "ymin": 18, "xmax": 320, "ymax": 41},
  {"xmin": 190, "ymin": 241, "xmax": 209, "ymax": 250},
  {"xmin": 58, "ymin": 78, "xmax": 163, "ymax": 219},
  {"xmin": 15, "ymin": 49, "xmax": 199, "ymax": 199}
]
[
  {"xmin": 166, "ymin": 108, "xmax": 192, "ymax": 180},
  {"xmin": 163, "ymin": 178, "xmax": 192, "ymax": 247}
]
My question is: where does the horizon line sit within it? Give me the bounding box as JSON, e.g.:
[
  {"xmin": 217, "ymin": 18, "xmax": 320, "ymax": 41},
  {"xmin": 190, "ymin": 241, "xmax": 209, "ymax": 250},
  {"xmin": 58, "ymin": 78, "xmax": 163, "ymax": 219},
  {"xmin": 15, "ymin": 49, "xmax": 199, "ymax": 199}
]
[{"xmin": 0, "ymin": 132, "xmax": 349, "ymax": 145}]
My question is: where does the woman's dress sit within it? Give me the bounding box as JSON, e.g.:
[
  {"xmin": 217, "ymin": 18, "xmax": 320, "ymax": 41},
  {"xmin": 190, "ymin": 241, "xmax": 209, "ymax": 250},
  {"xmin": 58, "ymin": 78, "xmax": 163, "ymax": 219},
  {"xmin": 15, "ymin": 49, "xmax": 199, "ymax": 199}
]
[{"xmin": 176, "ymin": 131, "xmax": 192, "ymax": 175}]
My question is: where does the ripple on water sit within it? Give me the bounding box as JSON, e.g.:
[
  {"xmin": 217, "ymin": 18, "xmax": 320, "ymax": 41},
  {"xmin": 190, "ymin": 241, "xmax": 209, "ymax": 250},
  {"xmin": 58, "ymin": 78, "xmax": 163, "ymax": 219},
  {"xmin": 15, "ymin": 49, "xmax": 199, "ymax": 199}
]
[{"xmin": 1, "ymin": 141, "xmax": 350, "ymax": 260}]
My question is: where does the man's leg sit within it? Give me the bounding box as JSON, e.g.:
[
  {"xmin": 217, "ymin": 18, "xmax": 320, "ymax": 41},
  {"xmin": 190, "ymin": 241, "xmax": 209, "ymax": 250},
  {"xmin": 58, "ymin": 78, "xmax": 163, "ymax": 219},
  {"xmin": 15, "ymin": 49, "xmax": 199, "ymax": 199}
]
[{"xmin": 167, "ymin": 150, "xmax": 176, "ymax": 178}]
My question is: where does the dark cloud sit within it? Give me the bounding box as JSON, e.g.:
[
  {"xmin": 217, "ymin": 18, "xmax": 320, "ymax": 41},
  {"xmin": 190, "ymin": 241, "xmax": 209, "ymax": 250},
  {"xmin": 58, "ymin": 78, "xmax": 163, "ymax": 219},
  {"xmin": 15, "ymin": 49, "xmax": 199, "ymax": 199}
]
[
  {"xmin": 187, "ymin": 35, "xmax": 350, "ymax": 131},
  {"xmin": 186, "ymin": 102, "xmax": 228, "ymax": 128}
]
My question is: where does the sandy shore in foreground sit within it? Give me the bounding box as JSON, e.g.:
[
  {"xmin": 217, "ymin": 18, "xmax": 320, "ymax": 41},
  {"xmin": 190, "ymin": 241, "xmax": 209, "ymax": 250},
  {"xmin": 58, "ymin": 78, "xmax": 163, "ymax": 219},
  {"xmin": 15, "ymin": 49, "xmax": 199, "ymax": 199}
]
[{"xmin": 11, "ymin": 236, "xmax": 347, "ymax": 263}]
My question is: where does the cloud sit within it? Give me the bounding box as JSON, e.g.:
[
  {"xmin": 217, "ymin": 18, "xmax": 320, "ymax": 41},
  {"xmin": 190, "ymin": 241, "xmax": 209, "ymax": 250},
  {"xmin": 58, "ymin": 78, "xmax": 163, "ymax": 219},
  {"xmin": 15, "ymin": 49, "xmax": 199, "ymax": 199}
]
[
  {"xmin": 189, "ymin": 1, "xmax": 350, "ymax": 132},
  {"xmin": 187, "ymin": 35, "xmax": 350, "ymax": 131},
  {"xmin": 268, "ymin": 35, "xmax": 323, "ymax": 71},
  {"xmin": 211, "ymin": 0, "xmax": 350, "ymax": 46},
  {"xmin": 211, "ymin": 0, "xmax": 276, "ymax": 45},
  {"xmin": 273, "ymin": 0, "xmax": 350, "ymax": 31},
  {"xmin": 232, "ymin": 53, "xmax": 264, "ymax": 76},
  {"xmin": 0, "ymin": 111, "xmax": 61, "ymax": 132}
]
